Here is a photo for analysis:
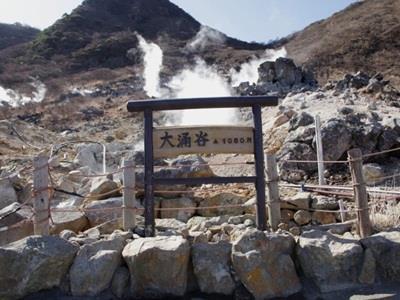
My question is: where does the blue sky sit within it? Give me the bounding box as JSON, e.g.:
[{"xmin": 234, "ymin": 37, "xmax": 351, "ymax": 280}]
[{"xmin": 0, "ymin": 0, "xmax": 356, "ymax": 42}]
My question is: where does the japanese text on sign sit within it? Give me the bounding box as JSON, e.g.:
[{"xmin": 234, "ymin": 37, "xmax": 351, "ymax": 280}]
[{"xmin": 153, "ymin": 126, "xmax": 254, "ymax": 158}]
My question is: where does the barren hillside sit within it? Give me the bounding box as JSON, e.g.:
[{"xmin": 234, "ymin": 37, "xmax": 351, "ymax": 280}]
[{"xmin": 284, "ymin": 0, "xmax": 400, "ymax": 88}]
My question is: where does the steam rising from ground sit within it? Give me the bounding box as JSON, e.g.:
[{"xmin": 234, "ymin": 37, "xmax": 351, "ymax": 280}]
[
  {"xmin": 230, "ymin": 47, "xmax": 287, "ymax": 86},
  {"xmin": 137, "ymin": 34, "xmax": 286, "ymax": 126},
  {"xmin": 0, "ymin": 80, "xmax": 47, "ymax": 107},
  {"xmin": 166, "ymin": 58, "xmax": 236, "ymax": 125},
  {"xmin": 137, "ymin": 34, "xmax": 163, "ymax": 98},
  {"xmin": 186, "ymin": 26, "xmax": 226, "ymax": 51}
]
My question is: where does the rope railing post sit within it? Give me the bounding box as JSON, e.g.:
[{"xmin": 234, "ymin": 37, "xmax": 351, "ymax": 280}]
[
  {"xmin": 348, "ymin": 148, "xmax": 372, "ymax": 237},
  {"xmin": 338, "ymin": 199, "xmax": 346, "ymax": 223},
  {"xmin": 265, "ymin": 153, "xmax": 281, "ymax": 230},
  {"xmin": 33, "ymin": 155, "xmax": 50, "ymax": 235},
  {"xmin": 315, "ymin": 115, "xmax": 326, "ymax": 185},
  {"xmin": 122, "ymin": 159, "xmax": 136, "ymax": 231}
]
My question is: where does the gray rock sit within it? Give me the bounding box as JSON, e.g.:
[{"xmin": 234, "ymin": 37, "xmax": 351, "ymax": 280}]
[
  {"xmin": 156, "ymin": 218, "xmax": 187, "ymax": 232},
  {"xmin": 0, "ymin": 202, "xmax": 33, "ymax": 227},
  {"xmin": 59, "ymin": 229, "xmax": 77, "ymax": 240},
  {"xmin": 89, "ymin": 178, "xmax": 120, "ymax": 201},
  {"xmin": 286, "ymin": 125, "xmax": 315, "ymax": 144},
  {"xmin": 198, "ymin": 193, "xmax": 246, "ymax": 217},
  {"xmin": 351, "ymin": 72, "xmax": 370, "ymax": 89},
  {"xmin": 50, "ymin": 211, "xmax": 88, "ymax": 234},
  {"xmin": 312, "ymin": 196, "xmax": 339, "ymax": 210},
  {"xmin": 170, "ymin": 155, "xmax": 214, "ymax": 178},
  {"xmin": 296, "ymin": 230, "xmax": 364, "ymax": 292},
  {"xmin": 289, "ymin": 112, "xmax": 314, "ymax": 131},
  {"xmin": 122, "ymin": 236, "xmax": 190, "ymax": 298},
  {"xmin": 69, "ymin": 236, "xmax": 125, "ymax": 296},
  {"xmin": 294, "ymin": 210, "xmax": 312, "ymax": 226},
  {"xmin": 278, "ymin": 142, "xmax": 317, "ymax": 174},
  {"xmin": 232, "ymin": 229, "xmax": 301, "ymax": 299},
  {"xmin": 160, "ymin": 197, "xmax": 196, "ymax": 222},
  {"xmin": 0, "ymin": 235, "xmax": 79, "ymax": 299},
  {"xmin": 74, "ymin": 143, "xmax": 105, "ymax": 173},
  {"xmin": 111, "ymin": 266, "xmax": 130, "ymax": 298},
  {"xmin": 281, "ymin": 192, "xmax": 311, "ymax": 210},
  {"xmin": 360, "ymin": 230, "xmax": 400, "ymax": 282},
  {"xmin": 192, "ymin": 241, "xmax": 235, "ymax": 295},
  {"xmin": 362, "ymin": 163, "xmax": 385, "ymax": 184},
  {"xmin": 84, "ymin": 197, "xmax": 124, "ymax": 226},
  {"xmin": 0, "ymin": 179, "xmax": 18, "ymax": 210},
  {"xmin": 358, "ymin": 248, "xmax": 376, "ymax": 285},
  {"xmin": 316, "ymin": 118, "xmax": 352, "ymax": 161},
  {"xmin": 274, "ymin": 57, "xmax": 303, "ymax": 87}
]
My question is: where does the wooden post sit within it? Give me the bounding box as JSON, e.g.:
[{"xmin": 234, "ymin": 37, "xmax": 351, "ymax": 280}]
[
  {"xmin": 33, "ymin": 155, "xmax": 50, "ymax": 235},
  {"xmin": 265, "ymin": 154, "xmax": 281, "ymax": 230},
  {"xmin": 348, "ymin": 148, "xmax": 372, "ymax": 237},
  {"xmin": 123, "ymin": 159, "xmax": 136, "ymax": 231},
  {"xmin": 144, "ymin": 109, "xmax": 155, "ymax": 237},
  {"xmin": 338, "ymin": 199, "xmax": 346, "ymax": 223},
  {"xmin": 252, "ymin": 105, "xmax": 267, "ymax": 231},
  {"xmin": 315, "ymin": 115, "xmax": 326, "ymax": 185}
]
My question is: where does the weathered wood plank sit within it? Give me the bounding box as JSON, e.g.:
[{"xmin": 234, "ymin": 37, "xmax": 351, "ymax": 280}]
[
  {"xmin": 348, "ymin": 148, "xmax": 372, "ymax": 238},
  {"xmin": 122, "ymin": 159, "xmax": 136, "ymax": 230},
  {"xmin": 153, "ymin": 126, "xmax": 254, "ymax": 158},
  {"xmin": 33, "ymin": 156, "xmax": 49, "ymax": 235}
]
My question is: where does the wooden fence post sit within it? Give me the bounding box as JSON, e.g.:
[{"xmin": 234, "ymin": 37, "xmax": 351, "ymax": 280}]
[
  {"xmin": 33, "ymin": 155, "xmax": 50, "ymax": 235},
  {"xmin": 348, "ymin": 148, "xmax": 372, "ymax": 237},
  {"xmin": 265, "ymin": 154, "xmax": 281, "ymax": 230},
  {"xmin": 122, "ymin": 159, "xmax": 136, "ymax": 231},
  {"xmin": 315, "ymin": 115, "xmax": 326, "ymax": 185},
  {"xmin": 338, "ymin": 199, "xmax": 346, "ymax": 223}
]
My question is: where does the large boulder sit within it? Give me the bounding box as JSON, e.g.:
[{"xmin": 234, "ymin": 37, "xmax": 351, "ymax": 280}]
[
  {"xmin": 192, "ymin": 241, "xmax": 235, "ymax": 295},
  {"xmin": 362, "ymin": 163, "xmax": 385, "ymax": 184},
  {"xmin": 289, "ymin": 112, "xmax": 314, "ymax": 131},
  {"xmin": 160, "ymin": 197, "xmax": 197, "ymax": 222},
  {"xmin": 278, "ymin": 142, "xmax": 317, "ymax": 174},
  {"xmin": 122, "ymin": 236, "xmax": 190, "ymax": 298},
  {"xmin": 0, "ymin": 235, "xmax": 79, "ymax": 299},
  {"xmin": 0, "ymin": 179, "xmax": 18, "ymax": 210},
  {"xmin": 316, "ymin": 118, "xmax": 352, "ymax": 161},
  {"xmin": 360, "ymin": 230, "xmax": 400, "ymax": 282},
  {"xmin": 89, "ymin": 178, "xmax": 120, "ymax": 200},
  {"xmin": 84, "ymin": 197, "xmax": 143, "ymax": 227},
  {"xmin": 69, "ymin": 236, "xmax": 125, "ymax": 296},
  {"xmin": 0, "ymin": 220, "xmax": 33, "ymax": 247},
  {"xmin": 197, "ymin": 192, "xmax": 246, "ymax": 217},
  {"xmin": 74, "ymin": 143, "xmax": 105, "ymax": 173},
  {"xmin": 274, "ymin": 57, "xmax": 303, "ymax": 87},
  {"xmin": 0, "ymin": 202, "xmax": 33, "ymax": 227},
  {"xmin": 50, "ymin": 211, "xmax": 88, "ymax": 234},
  {"xmin": 296, "ymin": 230, "xmax": 364, "ymax": 292},
  {"xmin": 232, "ymin": 229, "xmax": 301, "ymax": 299}
]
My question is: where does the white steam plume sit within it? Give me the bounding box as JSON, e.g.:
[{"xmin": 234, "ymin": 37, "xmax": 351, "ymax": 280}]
[
  {"xmin": 0, "ymin": 80, "xmax": 47, "ymax": 107},
  {"xmin": 166, "ymin": 58, "xmax": 237, "ymax": 125},
  {"xmin": 137, "ymin": 34, "xmax": 163, "ymax": 98},
  {"xmin": 230, "ymin": 47, "xmax": 287, "ymax": 86},
  {"xmin": 186, "ymin": 25, "xmax": 226, "ymax": 51}
]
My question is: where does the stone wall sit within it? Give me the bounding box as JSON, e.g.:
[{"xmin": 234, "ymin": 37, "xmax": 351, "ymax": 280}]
[{"xmin": 0, "ymin": 224, "xmax": 399, "ymax": 300}]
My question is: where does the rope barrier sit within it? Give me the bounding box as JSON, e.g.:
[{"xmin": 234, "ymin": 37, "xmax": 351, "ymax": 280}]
[
  {"xmin": 362, "ymin": 146, "xmax": 400, "ymax": 159},
  {"xmin": 285, "ymin": 159, "xmax": 349, "ymax": 164}
]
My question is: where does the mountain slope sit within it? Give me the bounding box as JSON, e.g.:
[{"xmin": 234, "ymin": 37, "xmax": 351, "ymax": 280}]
[
  {"xmin": 0, "ymin": 0, "xmax": 266, "ymax": 90},
  {"xmin": 284, "ymin": 0, "xmax": 400, "ymax": 87},
  {"xmin": 0, "ymin": 23, "xmax": 39, "ymax": 50}
]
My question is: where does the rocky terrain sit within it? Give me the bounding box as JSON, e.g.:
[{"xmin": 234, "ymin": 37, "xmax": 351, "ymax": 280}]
[
  {"xmin": 283, "ymin": 0, "xmax": 400, "ymax": 88},
  {"xmin": 0, "ymin": 0, "xmax": 400, "ymax": 299}
]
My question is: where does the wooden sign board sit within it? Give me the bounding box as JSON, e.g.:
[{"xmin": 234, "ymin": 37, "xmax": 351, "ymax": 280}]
[{"xmin": 153, "ymin": 126, "xmax": 254, "ymax": 158}]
